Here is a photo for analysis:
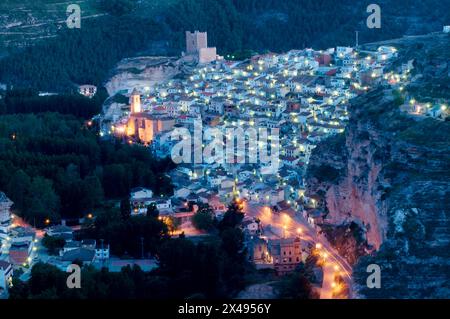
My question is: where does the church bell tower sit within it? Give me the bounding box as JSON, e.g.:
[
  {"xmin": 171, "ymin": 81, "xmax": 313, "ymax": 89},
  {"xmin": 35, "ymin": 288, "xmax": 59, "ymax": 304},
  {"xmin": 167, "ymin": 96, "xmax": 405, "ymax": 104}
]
[{"xmin": 130, "ymin": 88, "xmax": 141, "ymax": 114}]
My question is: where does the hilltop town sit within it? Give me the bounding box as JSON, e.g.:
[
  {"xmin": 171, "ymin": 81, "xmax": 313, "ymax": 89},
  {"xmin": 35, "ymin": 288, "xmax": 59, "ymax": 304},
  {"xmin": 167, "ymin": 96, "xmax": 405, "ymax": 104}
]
[{"xmin": 1, "ymin": 26, "xmax": 449, "ymax": 300}]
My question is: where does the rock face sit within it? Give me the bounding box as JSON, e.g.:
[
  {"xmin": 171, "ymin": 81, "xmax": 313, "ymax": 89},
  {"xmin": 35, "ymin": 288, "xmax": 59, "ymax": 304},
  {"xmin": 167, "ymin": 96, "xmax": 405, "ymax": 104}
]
[
  {"xmin": 105, "ymin": 57, "xmax": 181, "ymax": 96},
  {"xmin": 306, "ymin": 35, "xmax": 450, "ymax": 298},
  {"xmin": 306, "ymin": 90, "xmax": 392, "ymax": 255},
  {"xmin": 322, "ymin": 119, "xmax": 388, "ymax": 250}
]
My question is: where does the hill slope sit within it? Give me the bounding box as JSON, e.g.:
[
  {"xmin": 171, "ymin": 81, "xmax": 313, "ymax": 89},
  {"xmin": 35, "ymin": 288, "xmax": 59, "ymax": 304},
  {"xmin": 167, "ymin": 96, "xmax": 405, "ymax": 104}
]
[{"xmin": 306, "ymin": 33, "xmax": 450, "ymax": 298}]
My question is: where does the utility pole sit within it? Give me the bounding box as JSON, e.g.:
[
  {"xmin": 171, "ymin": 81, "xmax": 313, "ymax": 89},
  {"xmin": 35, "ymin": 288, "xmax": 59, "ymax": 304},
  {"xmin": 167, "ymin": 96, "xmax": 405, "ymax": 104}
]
[{"xmin": 355, "ymin": 31, "xmax": 359, "ymax": 49}]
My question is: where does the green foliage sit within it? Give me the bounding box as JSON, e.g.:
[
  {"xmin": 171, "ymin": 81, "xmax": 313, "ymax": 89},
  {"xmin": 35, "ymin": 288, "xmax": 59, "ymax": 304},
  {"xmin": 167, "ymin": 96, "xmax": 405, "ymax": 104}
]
[
  {"xmin": 146, "ymin": 203, "xmax": 160, "ymax": 218},
  {"xmin": 276, "ymin": 272, "xmax": 318, "ymax": 299},
  {"xmin": 27, "ymin": 177, "xmax": 60, "ymax": 226},
  {"xmin": 191, "ymin": 204, "xmax": 215, "ymax": 231},
  {"xmin": 98, "ymin": 0, "xmax": 137, "ymax": 16},
  {"xmin": 0, "ymin": 89, "xmax": 104, "ymax": 118},
  {"xmin": 307, "ymin": 164, "xmax": 342, "ymax": 183},
  {"xmin": 120, "ymin": 197, "xmax": 131, "ymax": 220},
  {"xmin": 41, "ymin": 234, "xmax": 66, "ymax": 255},
  {"xmin": 3, "ymin": 0, "xmax": 449, "ymax": 92},
  {"xmin": 81, "ymin": 209, "xmax": 168, "ymax": 258},
  {"xmin": 218, "ymin": 199, "xmax": 245, "ymax": 230},
  {"xmin": 393, "ymin": 89, "xmax": 405, "ymax": 106},
  {"xmin": 10, "ymin": 197, "xmax": 253, "ymax": 299},
  {"xmin": 397, "ymin": 118, "xmax": 450, "ymax": 148},
  {"xmin": 0, "ymin": 15, "xmax": 164, "ymax": 91},
  {"xmin": 0, "ymin": 112, "xmax": 174, "ymax": 224}
]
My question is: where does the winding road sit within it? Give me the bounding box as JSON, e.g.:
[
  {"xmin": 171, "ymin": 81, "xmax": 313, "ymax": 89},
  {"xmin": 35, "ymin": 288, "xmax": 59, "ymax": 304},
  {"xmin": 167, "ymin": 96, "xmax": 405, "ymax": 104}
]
[{"xmin": 243, "ymin": 202, "xmax": 353, "ymax": 299}]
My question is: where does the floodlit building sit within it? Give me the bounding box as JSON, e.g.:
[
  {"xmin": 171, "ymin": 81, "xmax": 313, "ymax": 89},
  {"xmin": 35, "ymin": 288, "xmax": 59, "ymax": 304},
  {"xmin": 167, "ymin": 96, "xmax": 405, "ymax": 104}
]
[
  {"xmin": 0, "ymin": 192, "xmax": 13, "ymax": 241},
  {"xmin": 126, "ymin": 113, "xmax": 175, "ymax": 144},
  {"xmin": 130, "ymin": 88, "xmax": 142, "ymax": 114},
  {"xmin": 185, "ymin": 31, "xmax": 218, "ymax": 64},
  {"xmin": 0, "ymin": 260, "xmax": 13, "ymax": 292},
  {"xmin": 123, "ymin": 88, "xmax": 175, "ymax": 144},
  {"xmin": 78, "ymin": 84, "xmax": 97, "ymax": 98},
  {"xmin": 268, "ymin": 237, "xmax": 303, "ymax": 275}
]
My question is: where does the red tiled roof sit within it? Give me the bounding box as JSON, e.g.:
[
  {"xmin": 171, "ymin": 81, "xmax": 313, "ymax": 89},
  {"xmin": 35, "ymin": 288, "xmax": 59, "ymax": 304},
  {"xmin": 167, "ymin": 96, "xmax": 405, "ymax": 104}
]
[{"xmin": 9, "ymin": 250, "xmax": 29, "ymax": 265}]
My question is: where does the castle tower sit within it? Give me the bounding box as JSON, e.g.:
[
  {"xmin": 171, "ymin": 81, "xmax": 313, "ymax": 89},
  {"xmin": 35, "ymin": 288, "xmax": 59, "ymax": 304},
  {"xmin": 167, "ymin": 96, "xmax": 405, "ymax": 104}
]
[
  {"xmin": 130, "ymin": 88, "xmax": 141, "ymax": 114},
  {"xmin": 186, "ymin": 31, "xmax": 208, "ymax": 54}
]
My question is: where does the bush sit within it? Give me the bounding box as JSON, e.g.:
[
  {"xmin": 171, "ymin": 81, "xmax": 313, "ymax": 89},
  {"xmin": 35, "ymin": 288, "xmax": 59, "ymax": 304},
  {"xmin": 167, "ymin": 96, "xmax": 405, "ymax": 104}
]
[
  {"xmin": 192, "ymin": 205, "xmax": 216, "ymax": 232},
  {"xmin": 42, "ymin": 234, "xmax": 66, "ymax": 255}
]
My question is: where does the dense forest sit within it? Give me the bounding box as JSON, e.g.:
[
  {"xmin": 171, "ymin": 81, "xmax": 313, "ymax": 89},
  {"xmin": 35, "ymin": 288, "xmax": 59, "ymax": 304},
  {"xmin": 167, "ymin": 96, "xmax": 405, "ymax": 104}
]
[
  {"xmin": 0, "ymin": 110, "xmax": 175, "ymax": 226},
  {"xmin": 0, "ymin": 14, "xmax": 166, "ymax": 91},
  {"xmin": 0, "ymin": 89, "xmax": 107, "ymax": 118},
  {"xmin": 8, "ymin": 200, "xmax": 317, "ymax": 299},
  {"xmin": 1, "ymin": 0, "xmax": 449, "ymax": 92},
  {"xmin": 9, "ymin": 203, "xmax": 255, "ymax": 299}
]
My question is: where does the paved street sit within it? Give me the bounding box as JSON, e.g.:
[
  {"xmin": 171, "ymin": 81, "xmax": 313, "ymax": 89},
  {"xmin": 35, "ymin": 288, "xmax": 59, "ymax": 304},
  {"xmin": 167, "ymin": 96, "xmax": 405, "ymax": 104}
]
[{"xmin": 244, "ymin": 201, "xmax": 352, "ymax": 299}]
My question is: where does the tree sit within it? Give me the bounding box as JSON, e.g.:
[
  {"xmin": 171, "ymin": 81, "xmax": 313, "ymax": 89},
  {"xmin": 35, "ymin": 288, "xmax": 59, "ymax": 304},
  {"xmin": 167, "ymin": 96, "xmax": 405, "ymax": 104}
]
[
  {"xmin": 120, "ymin": 197, "xmax": 131, "ymax": 221},
  {"xmin": 276, "ymin": 272, "xmax": 318, "ymax": 299},
  {"xmin": 157, "ymin": 237, "xmax": 196, "ymax": 276},
  {"xmin": 27, "ymin": 177, "xmax": 60, "ymax": 227},
  {"xmin": 165, "ymin": 216, "xmax": 181, "ymax": 234},
  {"xmin": 191, "ymin": 205, "xmax": 215, "ymax": 232},
  {"xmin": 6, "ymin": 169, "xmax": 31, "ymax": 212},
  {"xmin": 146, "ymin": 203, "xmax": 159, "ymax": 218},
  {"xmin": 28, "ymin": 263, "xmax": 67, "ymax": 297},
  {"xmin": 98, "ymin": 0, "xmax": 136, "ymax": 16},
  {"xmin": 103, "ymin": 164, "xmax": 131, "ymax": 198},
  {"xmin": 8, "ymin": 277, "xmax": 30, "ymax": 299},
  {"xmin": 220, "ymin": 227, "xmax": 245, "ymax": 260},
  {"xmin": 218, "ymin": 199, "xmax": 244, "ymax": 231},
  {"xmin": 80, "ymin": 175, "xmax": 104, "ymax": 212},
  {"xmin": 41, "ymin": 234, "xmax": 66, "ymax": 255}
]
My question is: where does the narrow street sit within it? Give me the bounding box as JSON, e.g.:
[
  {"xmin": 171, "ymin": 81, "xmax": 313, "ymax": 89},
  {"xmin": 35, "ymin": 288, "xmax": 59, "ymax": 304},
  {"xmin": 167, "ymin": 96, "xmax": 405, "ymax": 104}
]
[{"xmin": 244, "ymin": 202, "xmax": 353, "ymax": 299}]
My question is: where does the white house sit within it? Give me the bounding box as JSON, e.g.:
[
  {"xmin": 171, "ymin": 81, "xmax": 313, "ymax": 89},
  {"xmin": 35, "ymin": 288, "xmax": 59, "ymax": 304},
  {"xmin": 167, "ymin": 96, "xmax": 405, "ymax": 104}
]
[
  {"xmin": 0, "ymin": 261, "xmax": 13, "ymax": 292},
  {"xmin": 78, "ymin": 84, "xmax": 97, "ymax": 98},
  {"xmin": 131, "ymin": 187, "xmax": 154, "ymax": 200},
  {"xmin": 95, "ymin": 245, "xmax": 110, "ymax": 261},
  {"xmin": 130, "ymin": 187, "xmax": 154, "ymax": 215},
  {"xmin": 336, "ymin": 46, "xmax": 353, "ymax": 58},
  {"xmin": 0, "ymin": 192, "xmax": 13, "ymax": 241},
  {"xmin": 443, "ymin": 25, "xmax": 450, "ymax": 33}
]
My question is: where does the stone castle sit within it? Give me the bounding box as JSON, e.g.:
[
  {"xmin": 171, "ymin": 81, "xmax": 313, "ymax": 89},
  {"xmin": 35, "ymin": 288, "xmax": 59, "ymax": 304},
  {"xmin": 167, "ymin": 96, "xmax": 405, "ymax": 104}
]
[{"xmin": 185, "ymin": 31, "xmax": 218, "ymax": 64}]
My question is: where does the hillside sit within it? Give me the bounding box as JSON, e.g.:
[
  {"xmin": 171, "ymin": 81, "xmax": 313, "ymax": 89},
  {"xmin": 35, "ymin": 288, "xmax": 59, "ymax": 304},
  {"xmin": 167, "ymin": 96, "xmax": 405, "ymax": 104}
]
[
  {"xmin": 305, "ymin": 33, "xmax": 450, "ymax": 298},
  {"xmin": 1, "ymin": 0, "xmax": 450, "ymax": 91}
]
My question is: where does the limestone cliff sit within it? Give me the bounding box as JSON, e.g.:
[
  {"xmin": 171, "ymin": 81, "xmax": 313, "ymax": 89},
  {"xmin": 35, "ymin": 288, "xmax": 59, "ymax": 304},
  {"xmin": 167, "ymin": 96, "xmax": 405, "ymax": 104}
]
[
  {"xmin": 306, "ymin": 34, "xmax": 450, "ymax": 298},
  {"xmin": 105, "ymin": 57, "xmax": 181, "ymax": 96}
]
